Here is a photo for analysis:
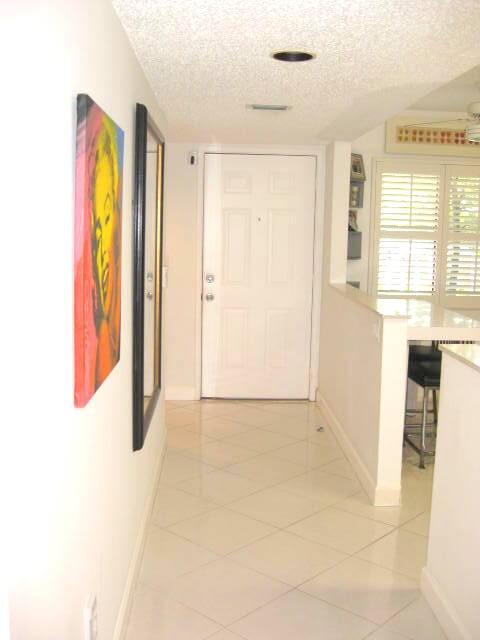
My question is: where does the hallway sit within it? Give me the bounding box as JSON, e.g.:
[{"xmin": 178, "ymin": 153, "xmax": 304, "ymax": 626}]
[{"xmin": 127, "ymin": 400, "xmax": 443, "ymax": 640}]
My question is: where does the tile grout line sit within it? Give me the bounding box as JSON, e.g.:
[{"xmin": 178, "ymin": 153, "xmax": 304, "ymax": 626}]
[
  {"xmin": 160, "ymin": 450, "xmax": 428, "ymax": 551},
  {"xmin": 156, "ymin": 485, "xmax": 424, "ymax": 584}
]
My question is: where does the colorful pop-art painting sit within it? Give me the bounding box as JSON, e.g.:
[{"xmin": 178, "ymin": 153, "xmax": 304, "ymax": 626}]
[{"xmin": 74, "ymin": 95, "xmax": 124, "ymax": 407}]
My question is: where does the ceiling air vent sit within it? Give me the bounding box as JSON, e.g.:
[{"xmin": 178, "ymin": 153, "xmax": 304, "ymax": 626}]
[{"xmin": 246, "ymin": 104, "xmax": 291, "ymax": 111}]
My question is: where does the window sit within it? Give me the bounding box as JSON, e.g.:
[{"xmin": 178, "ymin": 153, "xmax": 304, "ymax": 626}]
[
  {"xmin": 445, "ymin": 168, "xmax": 480, "ymax": 296},
  {"xmin": 376, "ymin": 167, "xmax": 440, "ymax": 296},
  {"xmin": 372, "ymin": 161, "xmax": 480, "ymax": 307}
]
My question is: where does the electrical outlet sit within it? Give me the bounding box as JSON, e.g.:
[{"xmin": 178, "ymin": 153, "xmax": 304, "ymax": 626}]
[{"xmin": 83, "ymin": 595, "xmax": 98, "ymax": 640}]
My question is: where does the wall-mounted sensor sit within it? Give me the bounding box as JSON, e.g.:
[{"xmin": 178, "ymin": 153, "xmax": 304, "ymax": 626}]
[{"xmin": 189, "ymin": 152, "xmax": 197, "ymax": 166}]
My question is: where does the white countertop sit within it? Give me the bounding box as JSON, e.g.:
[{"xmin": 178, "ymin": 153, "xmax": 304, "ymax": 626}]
[
  {"xmin": 398, "ymin": 299, "xmax": 480, "ymax": 339},
  {"xmin": 404, "ymin": 300, "xmax": 480, "ymax": 339},
  {"xmin": 330, "ymin": 284, "xmax": 409, "ymax": 318},
  {"xmin": 331, "ymin": 283, "xmax": 480, "ymax": 339},
  {"xmin": 440, "ymin": 343, "xmax": 480, "ymax": 374}
]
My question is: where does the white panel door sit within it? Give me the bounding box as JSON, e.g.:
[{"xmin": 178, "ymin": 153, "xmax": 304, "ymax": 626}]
[{"xmin": 202, "ymin": 153, "xmax": 316, "ymax": 398}]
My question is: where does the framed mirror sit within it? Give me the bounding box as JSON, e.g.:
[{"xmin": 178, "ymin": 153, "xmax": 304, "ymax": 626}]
[{"xmin": 132, "ymin": 103, "xmax": 165, "ymax": 451}]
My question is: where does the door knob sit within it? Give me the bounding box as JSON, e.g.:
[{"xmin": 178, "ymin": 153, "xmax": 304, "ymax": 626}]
[
  {"xmin": 205, "ymin": 293, "xmax": 215, "ymax": 301},
  {"xmin": 206, "ymin": 273, "xmax": 215, "ymax": 283}
]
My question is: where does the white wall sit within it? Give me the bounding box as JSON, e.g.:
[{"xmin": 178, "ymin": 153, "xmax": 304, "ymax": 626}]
[
  {"xmin": 164, "ymin": 143, "xmax": 201, "ymax": 400},
  {"xmin": 317, "ymin": 143, "xmax": 407, "ymax": 505},
  {"xmin": 422, "ymin": 348, "xmax": 480, "ymax": 639},
  {"xmin": 317, "ymin": 288, "xmax": 408, "ymax": 505},
  {"xmin": 3, "ymin": 2, "xmax": 167, "ymax": 638},
  {"xmin": 322, "ymin": 143, "xmax": 351, "ymax": 284}
]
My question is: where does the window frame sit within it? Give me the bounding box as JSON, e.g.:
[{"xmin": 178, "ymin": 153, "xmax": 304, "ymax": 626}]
[
  {"xmin": 369, "ymin": 157, "xmax": 480, "ymax": 309},
  {"xmin": 442, "ymin": 164, "xmax": 480, "ymax": 307}
]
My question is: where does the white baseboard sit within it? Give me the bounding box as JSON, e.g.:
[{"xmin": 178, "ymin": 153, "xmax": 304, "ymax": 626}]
[
  {"xmin": 113, "ymin": 432, "xmax": 167, "ymax": 640},
  {"xmin": 316, "ymin": 390, "xmax": 400, "ymax": 506},
  {"xmin": 421, "ymin": 568, "xmax": 470, "ymax": 640},
  {"xmin": 165, "ymin": 385, "xmax": 197, "ymax": 401}
]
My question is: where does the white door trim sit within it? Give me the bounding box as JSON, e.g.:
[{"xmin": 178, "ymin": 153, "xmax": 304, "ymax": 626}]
[{"xmin": 194, "ymin": 144, "xmax": 326, "ymax": 401}]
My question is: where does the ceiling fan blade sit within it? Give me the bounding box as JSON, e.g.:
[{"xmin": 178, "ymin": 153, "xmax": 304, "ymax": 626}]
[{"xmin": 402, "ymin": 118, "xmax": 471, "ymax": 128}]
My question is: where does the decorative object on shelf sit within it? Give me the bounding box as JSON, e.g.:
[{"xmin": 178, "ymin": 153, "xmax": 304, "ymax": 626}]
[
  {"xmin": 348, "ymin": 154, "xmax": 365, "ymax": 258},
  {"xmin": 132, "ymin": 103, "xmax": 165, "ymax": 451},
  {"xmin": 347, "ymin": 230, "xmax": 362, "ymax": 260},
  {"xmin": 74, "ymin": 94, "xmax": 124, "ymax": 408},
  {"xmin": 349, "ymin": 182, "xmax": 362, "ymax": 207},
  {"xmin": 386, "ymin": 115, "xmax": 480, "ymax": 157},
  {"xmin": 348, "ymin": 209, "xmax": 358, "ymax": 231},
  {"xmin": 349, "ymin": 153, "xmax": 366, "ymax": 208},
  {"xmin": 350, "ymin": 153, "xmax": 366, "ymax": 181}
]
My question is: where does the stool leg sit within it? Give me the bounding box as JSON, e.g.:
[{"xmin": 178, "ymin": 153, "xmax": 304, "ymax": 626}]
[
  {"xmin": 420, "ymin": 387, "xmax": 428, "ymax": 469},
  {"xmin": 432, "ymin": 389, "xmax": 438, "ymax": 435}
]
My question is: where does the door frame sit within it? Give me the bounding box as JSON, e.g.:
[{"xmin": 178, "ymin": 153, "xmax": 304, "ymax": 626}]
[{"xmin": 194, "ymin": 144, "xmax": 326, "ymax": 401}]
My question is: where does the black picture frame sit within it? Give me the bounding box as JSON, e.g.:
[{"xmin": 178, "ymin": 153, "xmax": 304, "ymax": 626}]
[{"xmin": 132, "ymin": 103, "xmax": 165, "ymax": 451}]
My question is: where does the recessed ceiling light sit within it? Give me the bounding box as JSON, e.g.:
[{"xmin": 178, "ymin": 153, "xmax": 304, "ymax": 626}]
[
  {"xmin": 272, "ymin": 51, "xmax": 315, "ymax": 62},
  {"xmin": 246, "ymin": 104, "xmax": 291, "ymax": 111}
]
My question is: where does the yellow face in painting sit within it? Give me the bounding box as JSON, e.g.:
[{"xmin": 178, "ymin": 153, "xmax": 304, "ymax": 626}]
[{"xmin": 91, "ymin": 125, "xmax": 118, "ymax": 317}]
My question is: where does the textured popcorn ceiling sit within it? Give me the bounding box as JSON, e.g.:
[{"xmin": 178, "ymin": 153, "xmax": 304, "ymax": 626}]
[{"xmin": 113, "ymin": 0, "xmax": 480, "ymax": 143}]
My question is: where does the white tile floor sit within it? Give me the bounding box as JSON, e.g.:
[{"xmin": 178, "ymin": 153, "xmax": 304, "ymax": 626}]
[{"xmin": 127, "ymin": 400, "xmax": 446, "ymax": 640}]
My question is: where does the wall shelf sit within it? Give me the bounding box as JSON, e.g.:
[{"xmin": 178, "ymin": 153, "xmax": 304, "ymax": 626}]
[
  {"xmin": 348, "ymin": 230, "xmax": 362, "ymax": 260},
  {"xmin": 349, "ymin": 181, "xmax": 364, "ymax": 208}
]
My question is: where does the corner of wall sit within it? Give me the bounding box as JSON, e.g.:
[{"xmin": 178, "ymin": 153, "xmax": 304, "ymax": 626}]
[
  {"xmin": 322, "ymin": 141, "xmax": 351, "ymax": 285},
  {"xmin": 316, "ymin": 391, "xmax": 377, "ymax": 502},
  {"xmin": 421, "ymin": 568, "xmax": 468, "ymax": 640}
]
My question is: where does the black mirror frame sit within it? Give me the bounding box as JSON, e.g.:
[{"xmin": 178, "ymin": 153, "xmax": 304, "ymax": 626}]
[{"xmin": 132, "ymin": 103, "xmax": 165, "ymax": 451}]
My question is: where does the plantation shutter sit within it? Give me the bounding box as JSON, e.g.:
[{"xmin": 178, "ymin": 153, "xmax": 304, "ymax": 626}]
[
  {"xmin": 374, "ymin": 162, "xmax": 441, "ymax": 297},
  {"xmin": 444, "ymin": 167, "xmax": 480, "ymax": 301}
]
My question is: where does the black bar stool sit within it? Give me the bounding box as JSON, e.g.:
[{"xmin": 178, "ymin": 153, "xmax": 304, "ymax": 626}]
[
  {"xmin": 404, "ymin": 356, "xmax": 441, "ymax": 469},
  {"xmin": 409, "ymin": 343, "xmax": 441, "ymax": 365},
  {"xmin": 405, "ymin": 341, "xmax": 474, "ymax": 468}
]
